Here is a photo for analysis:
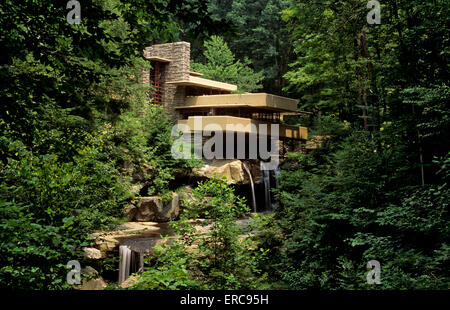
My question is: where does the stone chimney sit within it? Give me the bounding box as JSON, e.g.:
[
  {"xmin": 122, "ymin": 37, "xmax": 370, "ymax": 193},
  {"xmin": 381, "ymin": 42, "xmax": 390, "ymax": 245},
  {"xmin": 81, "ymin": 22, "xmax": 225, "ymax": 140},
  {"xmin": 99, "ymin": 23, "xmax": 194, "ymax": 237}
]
[{"xmin": 143, "ymin": 42, "xmax": 191, "ymax": 119}]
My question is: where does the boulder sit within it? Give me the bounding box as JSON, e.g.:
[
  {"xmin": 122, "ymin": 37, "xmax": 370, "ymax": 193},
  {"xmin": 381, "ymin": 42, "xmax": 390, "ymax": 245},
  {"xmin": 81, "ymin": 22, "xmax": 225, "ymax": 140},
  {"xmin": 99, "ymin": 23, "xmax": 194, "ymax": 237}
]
[
  {"xmin": 305, "ymin": 135, "xmax": 331, "ymax": 151},
  {"xmin": 79, "ymin": 266, "xmax": 107, "ymax": 290},
  {"xmin": 91, "ymin": 222, "xmax": 173, "ymax": 256},
  {"xmin": 193, "ymin": 159, "xmax": 244, "ymax": 184},
  {"xmin": 130, "ymin": 184, "xmax": 144, "ymax": 197},
  {"xmin": 134, "ymin": 193, "xmax": 179, "ymax": 222},
  {"xmin": 123, "ymin": 203, "xmax": 138, "ymax": 221},
  {"xmin": 96, "ymin": 238, "xmax": 120, "ymax": 255},
  {"xmin": 177, "ymin": 186, "xmax": 195, "ymax": 209},
  {"xmin": 82, "ymin": 247, "xmax": 102, "ymax": 259},
  {"xmin": 120, "ymin": 275, "xmax": 139, "ymax": 289},
  {"xmin": 193, "ymin": 159, "xmax": 262, "ymax": 184},
  {"xmin": 246, "ymin": 160, "xmax": 263, "ymax": 184},
  {"xmin": 131, "ymin": 164, "xmax": 155, "ymax": 183}
]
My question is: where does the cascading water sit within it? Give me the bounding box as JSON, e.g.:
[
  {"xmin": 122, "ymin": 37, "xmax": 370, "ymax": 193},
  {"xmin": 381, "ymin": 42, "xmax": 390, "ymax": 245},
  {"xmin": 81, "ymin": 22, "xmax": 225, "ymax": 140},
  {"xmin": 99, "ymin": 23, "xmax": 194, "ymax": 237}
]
[
  {"xmin": 118, "ymin": 245, "xmax": 144, "ymax": 283},
  {"xmin": 242, "ymin": 162, "xmax": 257, "ymax": 213},
  {"xmin": 118, "ymin": 245, "xmax": 131, "ymax": 283},
  {"xmin": 260, "ymin": 161, "xmax": 275, "ymax": 211},
  {"xmin": 262, "ymin": 169, "xmax": 271, "ymax": 210},
  {"xmin": 274, "ymin": 167, "xmax": 281, "ymax": 189}
]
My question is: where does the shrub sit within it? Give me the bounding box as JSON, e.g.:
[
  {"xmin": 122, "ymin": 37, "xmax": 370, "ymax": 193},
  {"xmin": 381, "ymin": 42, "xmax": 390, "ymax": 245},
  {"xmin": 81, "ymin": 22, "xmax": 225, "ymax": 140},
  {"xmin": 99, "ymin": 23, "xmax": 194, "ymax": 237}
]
[
  {"xmin": 0, "ymin": 133, "xmax": 130, "ymax": 289},
  {"xmin": 132, "ymin": 175, "xmax": 268, "ymax": 290},
  {"xmin": 275, "ymin": 131, "xmax": 450, "ymax": 289}
]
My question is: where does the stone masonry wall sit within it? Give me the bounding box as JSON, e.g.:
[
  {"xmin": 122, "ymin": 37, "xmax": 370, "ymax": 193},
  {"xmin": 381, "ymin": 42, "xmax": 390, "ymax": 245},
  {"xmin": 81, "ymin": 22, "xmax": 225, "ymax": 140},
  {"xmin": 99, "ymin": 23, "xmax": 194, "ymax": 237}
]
[{"xmin": 143, "ymin": 42, "xmax": 191, "ymax": 120}]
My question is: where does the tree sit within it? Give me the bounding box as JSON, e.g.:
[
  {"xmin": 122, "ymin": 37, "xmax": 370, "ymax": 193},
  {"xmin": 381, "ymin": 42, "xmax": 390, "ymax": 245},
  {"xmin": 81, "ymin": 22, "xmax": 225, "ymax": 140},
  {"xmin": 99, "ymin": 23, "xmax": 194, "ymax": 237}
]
[
  {"xmin": 283, "ymin": 0, "xmax": 449, "ymax": 184},
  {"xmin": 207, "ymin": 0, "xmax": 292, "ymax": 95},
  {"xmin": 275, "ymin": 0, "xmax": 450, "ymax": 289},
  {"xmin": 191, "ymin": 36, "xmax": 264, "ymax": 93},
  {"xmin": 275, "ymin": 128, "xmax": 450, "ymax": 289},
  {"xmin": 132, "ymin": 176, "xmax": 268, "ymax": 289},
  {"xmin": 282, "ymin": 0, "xmax": 380, "ymax": 126},
  {"xmin": 0, "ymin": 0, "xmax": 205, "ymax": 289}
]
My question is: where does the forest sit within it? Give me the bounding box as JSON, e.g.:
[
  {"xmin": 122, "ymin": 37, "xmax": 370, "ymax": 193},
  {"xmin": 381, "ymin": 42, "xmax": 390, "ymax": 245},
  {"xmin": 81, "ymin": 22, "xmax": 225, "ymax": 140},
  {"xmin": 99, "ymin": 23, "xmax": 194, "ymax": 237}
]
[{"xmin": 0, "ymin": 0, "xmax": 449, "ymax": 290}]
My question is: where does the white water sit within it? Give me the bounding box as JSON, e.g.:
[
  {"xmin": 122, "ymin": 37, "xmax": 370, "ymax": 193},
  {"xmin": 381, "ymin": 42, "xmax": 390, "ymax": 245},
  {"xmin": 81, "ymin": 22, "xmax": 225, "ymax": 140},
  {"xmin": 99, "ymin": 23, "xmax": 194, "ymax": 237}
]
[
  {"xmin": 118, "ymin": 245, "xmax": 144, "ymax": 283},
  {"xmin": 118, "ymin": 245, "xmax": 131, "ymax": 283},
  {"xmin": 242, "ymin": 162, "xmax": 257, "ymax": 213},
  {"xmin": 262, "ymin": 169, "xmax": 271, "ymax": 210},
  {"xmin": 260, "ymin": 162, "xmax": 277, "ymax": 211},
  {"xmin": 274, "ymin": 167, "xmax": 281, "ymax": 189}
]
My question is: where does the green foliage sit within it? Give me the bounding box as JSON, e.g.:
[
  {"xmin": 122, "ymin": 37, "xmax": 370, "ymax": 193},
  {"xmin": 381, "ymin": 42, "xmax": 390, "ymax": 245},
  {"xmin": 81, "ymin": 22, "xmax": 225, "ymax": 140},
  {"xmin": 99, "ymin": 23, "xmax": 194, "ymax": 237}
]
[
  {"xmin": 282, "ymin": 0, "xmax": 364, "ymax": 118},
  {"xmin": 0, "ymin": 134, "xmax": 129, "ymax": 289},
  {"xmin": 400, "ymin": 86, "xmax": 450, "ymax": 161},
  {"xmin": 132, "ymin": 176, "xmax": 268, "ymax": 290},
  {"xmin": 191, "ymin": 36, "xmax": 263, "ymax": 93},
  {"xmin": 131, "ymin": 241, "xmax": 203, "ymax": 290},
  {"xmin": 274, "ymin": 0, "xmax": 449, "ymax": 290},
  {"xmin": 283, "ymin": 0, "xmax": 450, "ymax": 126},
  {"xmin": 207, "ymin": 0, "xmax": 292, "ymax": 95},
  {"xmin": 0, "ymin": 0, "xmax": 205, "ymax": 289},
  {"xmin": 0, "ymin": 0, "xmax": 177, "ymax": 155},
  {"xmin": 275, "ymin": 130, "xmax": 450, "ymax": 289},
  {"xmin": 244, "ymin": 213, "xmax": 287, "ymax": 289},
  {"xmin": 111, "ymin": 103, "xmax": 201, "ymax": 196},
  {"xmin": 1, "ymin": 0, "xmax": 448, "ymax": 291}
]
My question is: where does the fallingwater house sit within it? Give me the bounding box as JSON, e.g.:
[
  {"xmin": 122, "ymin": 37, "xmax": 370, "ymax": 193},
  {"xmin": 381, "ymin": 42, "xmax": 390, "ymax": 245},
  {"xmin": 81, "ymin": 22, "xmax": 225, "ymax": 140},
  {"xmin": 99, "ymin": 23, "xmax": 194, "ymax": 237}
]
[
  {"xmin": 87, "ymin": 42, "xmax": 310, "ymax": 286},
  {"xmin": 142, "ymin": 41, "xmax": 307, "ymax": 148},
  {"xmin": 141, "ymin": 41, "xmax": 308, "ymax": 212}
]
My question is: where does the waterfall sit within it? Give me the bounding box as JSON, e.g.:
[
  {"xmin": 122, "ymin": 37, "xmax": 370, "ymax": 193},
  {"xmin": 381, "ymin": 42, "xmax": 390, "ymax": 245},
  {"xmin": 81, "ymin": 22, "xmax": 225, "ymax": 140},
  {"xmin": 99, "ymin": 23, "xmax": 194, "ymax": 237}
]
[
  {"xmin": 118, "ymin": 245, "xmax": 131, "ymax": 283},
  {"xmin": 262, "ymin": 169, "xmax": 271, "ymax": 210},
  {"xmin": 260, "ymin": 161, "xmax": 274, "ymax": 211},
  {"xmin": 118, "ymin": 245, "xmax": 144, "ymax": 283},
  {"xmin": 242, "ymin": 162, "xmax": 257, "ymax": 213},
  {"xmin": 274, "ymin": 166, "xmax": 281, "ymax": 189}
]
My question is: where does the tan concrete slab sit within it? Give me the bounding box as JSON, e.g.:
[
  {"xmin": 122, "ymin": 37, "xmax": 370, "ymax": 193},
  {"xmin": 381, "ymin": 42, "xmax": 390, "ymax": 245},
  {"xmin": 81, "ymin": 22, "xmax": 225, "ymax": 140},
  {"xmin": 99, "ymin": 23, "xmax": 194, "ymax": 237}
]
[
  {"xmin": 177, "ymin": 116, "xmax": 307, "ymax": 140},
  {"xmin": 147, "ymin": 56, "xmax": 171, "ymax": 62},
  {"xmin": 189, "ymin": 71, "xmax": 203, "ymax": 77},
  {"xmin": 178, "ymin": 93, "xmax": 298, "ymax": 112},
  {"xmin": 167, "ymin": 76, "xmax": 237, "ymax": 92}
]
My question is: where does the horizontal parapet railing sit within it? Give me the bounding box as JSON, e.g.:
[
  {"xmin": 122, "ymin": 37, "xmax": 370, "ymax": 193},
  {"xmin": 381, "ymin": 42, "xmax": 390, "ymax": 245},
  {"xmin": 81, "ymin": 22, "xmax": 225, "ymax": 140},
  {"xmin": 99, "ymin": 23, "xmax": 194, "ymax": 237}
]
[
  {"xmin": 167, "ymin": 76, "xmax": 237, "ymax": 92},
  {"xmin": 181, "ymin": 93, "xmax": 298, "ymax": 112},
  {"xmin": 280, "ymin": 123, "xmax": 308, "ymax": 140},
  {"xmin": 176, "ymin": 116, "xmax": 307, "ymax": 140}
]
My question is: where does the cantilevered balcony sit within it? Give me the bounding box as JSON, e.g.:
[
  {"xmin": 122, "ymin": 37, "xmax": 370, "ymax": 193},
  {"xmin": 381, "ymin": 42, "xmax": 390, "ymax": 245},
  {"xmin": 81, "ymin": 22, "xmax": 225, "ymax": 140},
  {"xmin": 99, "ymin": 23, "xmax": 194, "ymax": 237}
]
[
  {"xmin": 167, "ymin": 76, "xmax": 237, "ymax": 92},
  {"xmin": 175, "ymin": 93, "xmax": 307, "ymax": 140},
  {"xmin": 177, "ymin": 93, "xmax": 298, "ymax": 112},
  {"xmin": 177, "ymin": 115, "xmax": 308, "ymax": 140}
]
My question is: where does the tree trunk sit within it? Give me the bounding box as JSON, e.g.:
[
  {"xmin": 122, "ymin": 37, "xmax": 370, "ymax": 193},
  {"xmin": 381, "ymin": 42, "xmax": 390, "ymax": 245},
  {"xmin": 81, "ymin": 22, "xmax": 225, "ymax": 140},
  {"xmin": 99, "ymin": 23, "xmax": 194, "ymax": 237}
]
[
  {"xmin": 355, "ymin": 37, "xmax": 368, "ymax": 131},
  {"xmin": 360, "ymin": 26, "xmax": 379, "ymax": 131}
]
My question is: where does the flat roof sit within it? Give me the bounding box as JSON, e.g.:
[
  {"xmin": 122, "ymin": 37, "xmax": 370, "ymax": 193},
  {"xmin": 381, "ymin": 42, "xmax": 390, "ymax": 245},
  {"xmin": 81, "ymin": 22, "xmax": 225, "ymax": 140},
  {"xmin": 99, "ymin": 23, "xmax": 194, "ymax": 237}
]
[
  {"xmin": 176, "ymin": 93, "xmax": 298, "ymax": 112},
  {"xmin": 189, "ymin": 71, "xmax": 203, "ymax": 77},
  {"xmin": 177, "ymin": 116, "xmax": 307, "ymax": 140},
  {"xmin": 147, "ymin": 56, "xmax": 172, "ymax": 63},
  {"xmin": 167, "ymin": 76, "xmax": 237, "ymax": 92}
]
